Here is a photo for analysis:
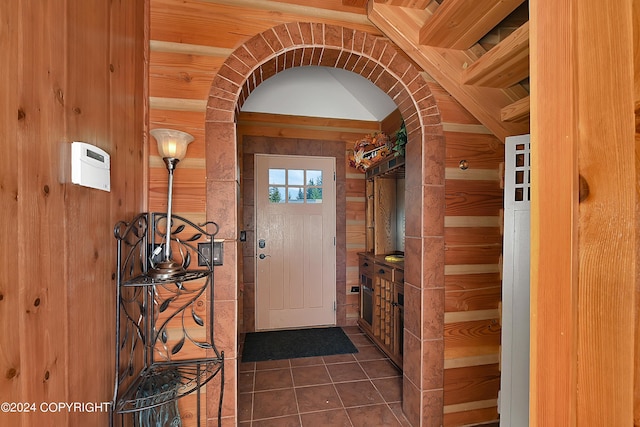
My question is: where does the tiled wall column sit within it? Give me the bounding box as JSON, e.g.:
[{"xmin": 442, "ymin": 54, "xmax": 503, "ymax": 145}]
[{"xmin": 205, "ymin": 23, "xmax": 445, "ymax": 426}]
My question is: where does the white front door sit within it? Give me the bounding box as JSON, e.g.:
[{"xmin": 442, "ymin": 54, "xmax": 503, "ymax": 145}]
[{"xmin": 254, "ymin": 154, "xmax": 336, "ymax": 330}]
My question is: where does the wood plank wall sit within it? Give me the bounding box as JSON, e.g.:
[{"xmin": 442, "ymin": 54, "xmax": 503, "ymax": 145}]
[
  {"xmin": 429, "ymin": 76, "xmax": 504, "ymax": 425},
  {"xmin": 531, "ymin": 0, "xmax": 636, "ymax": 425},
  {"xmin": 149, "ymin": 0, "xmax": 504, "ymax": 425},
  {"xmin": 0, "ymin": 1, "xmax": 146, "ymax": 427},
  {"xmin": 635, "ymin": 3, "xmax": 640, "ymax": 425}
]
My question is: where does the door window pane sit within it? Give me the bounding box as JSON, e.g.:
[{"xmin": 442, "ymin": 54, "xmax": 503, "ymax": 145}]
[
  {"xmin": 306, "ymin": 187, "xmax": 323, "ymax": 203},
  {"xmin": 288, "ymin": 169, "xmax": 304, "ymax": 185},
  {"xmin": 269, "ymin": 186, "xmax": 286, "ymax": 203},
  {"xmin": 306, "ymin": 170, "xmax": 323, "ymax": 203},
  {"xmin": 269, "ymin": 169, "xmax": 286, "ymax": 185},
  {"xmin": 288, "ymin": 187, "xmax": 304, "ymax": 202},
  {"xmin": 306, "ymin": 170, "xmax": 322, "ymax": 185},
  {"xmin": 267, "ymin": 167, "xmax": 326, "ymax": 204}
]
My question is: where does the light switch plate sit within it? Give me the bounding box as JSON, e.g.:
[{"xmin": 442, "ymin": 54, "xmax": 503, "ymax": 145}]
[{"xmin": 198, "ymin": 240, "xmax": 223, "ymax": 266}]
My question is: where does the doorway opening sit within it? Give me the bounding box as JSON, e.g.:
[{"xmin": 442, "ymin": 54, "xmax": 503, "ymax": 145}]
[
  {"xmin": 205, "ymin": 23, "xmax": 445, "ymax": 426},
  {"xmin": 239, "ymin": 135, "xmax": 347, "ymax": 334}
]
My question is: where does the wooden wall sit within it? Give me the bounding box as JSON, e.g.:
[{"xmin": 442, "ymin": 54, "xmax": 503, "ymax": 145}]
[
  {"xmin": 431, "ymin": 77, "xmax": 504, "ymax": 425},
  {"xmin": 149, "ymin": 0, "xmax": 503, "ymax": 425},
  {"xmin": 632, "ymin": 2, "xmax": 640, "ymax": 426},
  {"xmin": 0, "ymin": 1, "xmax": 146, "ymax": 426},
  {"xmin": 442, "ymin": 135, "xmax": 503, "ymax": 424},
  {"xmin": 531, "ymin": 0, "xmax": 636, "ymax": 425}
]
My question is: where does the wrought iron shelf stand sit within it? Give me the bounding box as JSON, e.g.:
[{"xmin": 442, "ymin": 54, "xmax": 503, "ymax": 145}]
[{"xmin": 111, "ymin": 212, "xmax": 224, "ymax": 427}]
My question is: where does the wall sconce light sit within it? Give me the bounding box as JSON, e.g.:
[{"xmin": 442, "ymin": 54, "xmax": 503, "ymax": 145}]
[{"xmin": 148, "ymin": 128, "xmax": 194, "ymax": 279}]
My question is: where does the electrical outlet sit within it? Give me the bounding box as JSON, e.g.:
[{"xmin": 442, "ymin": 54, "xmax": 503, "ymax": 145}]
[{"xmin": 350, "ymin": 286, "xmax": 359, "ymax": 293}]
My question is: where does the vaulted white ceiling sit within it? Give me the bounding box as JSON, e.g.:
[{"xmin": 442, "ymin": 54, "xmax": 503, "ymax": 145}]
[{"xmin": 241, "ymin": 65, "xmax": 398, "ymax": 121}]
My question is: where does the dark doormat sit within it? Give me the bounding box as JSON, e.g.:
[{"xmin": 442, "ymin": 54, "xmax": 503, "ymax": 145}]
[{"xmin": 241, "ymin": 327, "xmax": 358, "ymax": 362}]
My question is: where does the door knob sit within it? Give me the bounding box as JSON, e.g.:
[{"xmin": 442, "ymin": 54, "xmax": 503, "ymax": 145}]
[{"xmin": 258, "ymin": 253, "xmax": 270, "ymax": 259}]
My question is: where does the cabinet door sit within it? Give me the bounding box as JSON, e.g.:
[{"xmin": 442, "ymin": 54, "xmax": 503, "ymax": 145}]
[
  {"xmin": 392, "ymin": 281, "xmax": 404, "ymax": 364},
  {"xmin": 374, "ymin": 263, "xmax": 393, "ymax": 345},
  {"xmin": 359, "ymin": 256, "xmax": 374, "ymax": 329},
  {"xmin": 373, "ymin": 179, "xmax": 397, "ymax": 255},
  {"xmin": 365, "ymin": 180, "xmax": 375, "ymax": 253}
]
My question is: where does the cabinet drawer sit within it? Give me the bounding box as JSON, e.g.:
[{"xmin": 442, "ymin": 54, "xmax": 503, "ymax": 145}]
[
  {"xmin": 374, "ymin": 263, "xmax": 393, "ymax": 281},
  {"xmin": 393, "ymin": 269, "xmax": 404, "ymax": 284},
  {"xmin": 359, "ymin": 257, "xmax": 374, "ymax": 275}
]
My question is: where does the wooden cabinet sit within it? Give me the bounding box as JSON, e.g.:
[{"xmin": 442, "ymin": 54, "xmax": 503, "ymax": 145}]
[
  {"xmin": 365, "ymin": 156, "xmax": 405, "ymax": 255},
  {"xmin": 358, "ymin": 253, "xmax": 404, "ymax": 368},
  {"xmin": 359, "ymin": 155, "xmax": 405, "ymax": 368}
]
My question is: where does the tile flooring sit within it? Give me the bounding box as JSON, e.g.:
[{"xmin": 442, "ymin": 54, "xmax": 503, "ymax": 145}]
[{"xmin": 238, "ymin": 326, "xmax": 411, "ymax": 426}]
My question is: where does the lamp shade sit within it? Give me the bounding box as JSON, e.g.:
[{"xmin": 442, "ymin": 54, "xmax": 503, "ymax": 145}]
[{"xmin": 150, "ymin": 128, "xmax": 194, "ymax": 161}]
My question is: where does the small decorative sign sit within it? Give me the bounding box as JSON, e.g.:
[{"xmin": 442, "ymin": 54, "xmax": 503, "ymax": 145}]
[
  {"xmin": 348, "ymin": 132, "xmax": 391, "ymax": 172},
  {"xmin": 348, "ymin": 122, "xmax": 407, "ymax": 173}
]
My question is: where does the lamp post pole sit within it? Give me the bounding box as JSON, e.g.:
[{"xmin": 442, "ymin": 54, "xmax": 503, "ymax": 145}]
[{"xmin": 163, "ymin": 157, "xmax": 179, "ymax": 262}]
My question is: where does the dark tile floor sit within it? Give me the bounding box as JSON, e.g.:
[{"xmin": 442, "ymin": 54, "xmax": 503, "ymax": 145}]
[{"xmin": 238, "ymin": 326, "xmax": 411, "ymax": 426}]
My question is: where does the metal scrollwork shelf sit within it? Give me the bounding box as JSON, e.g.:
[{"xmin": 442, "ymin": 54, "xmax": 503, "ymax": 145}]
[{"xmin": 111, "ymin": 212, "xmax": 224, "ymax": 427}]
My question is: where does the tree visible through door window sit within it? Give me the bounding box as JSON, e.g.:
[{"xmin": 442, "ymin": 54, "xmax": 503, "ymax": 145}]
[{"xmin": 268, "ymin": 168, "xmax": 323, "ymax": 204}]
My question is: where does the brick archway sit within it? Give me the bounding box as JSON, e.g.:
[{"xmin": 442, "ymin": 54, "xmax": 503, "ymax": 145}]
[{"xmin": 206, "ymin": 23, "xmax": 446, "ymax": 426}]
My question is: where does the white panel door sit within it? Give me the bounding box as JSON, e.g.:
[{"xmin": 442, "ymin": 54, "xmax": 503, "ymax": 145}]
[
  {"xmin": 254, "ymin": 154, "xmax": 336, "ymax": 330},
  {"xmin": 500, "ymin": 134, "xmax": 531, "ymax": 426}
]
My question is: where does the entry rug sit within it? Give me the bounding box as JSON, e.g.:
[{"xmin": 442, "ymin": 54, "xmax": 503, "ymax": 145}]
[{"xmin": 241, "ymin": 327, "xmax": 358, "ymax": 362}]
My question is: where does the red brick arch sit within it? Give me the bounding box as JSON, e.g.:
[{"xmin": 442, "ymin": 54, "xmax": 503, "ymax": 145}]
[{"xmin": 205, "ymin": 22, "xmax": 446, "ymax": 426}]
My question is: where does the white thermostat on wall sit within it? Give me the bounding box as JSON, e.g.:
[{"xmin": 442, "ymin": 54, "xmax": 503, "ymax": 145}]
[{"xmin": 71, "ymin": 142, "xmax": 111, "ymax": 192}]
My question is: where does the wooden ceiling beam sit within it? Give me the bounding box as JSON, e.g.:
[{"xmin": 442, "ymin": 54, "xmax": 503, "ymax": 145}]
[
  {"xmin": 342, "ymin": 0, "xmax": 368, "ymax": 8},
  {"xmin": 418, "ymin": 0, "xmax": 525, "ymax": 50},
  {"xmin": 199, "ymin": 0, "xmax": 372, "ymax": 25},
  {"xmin": 373, "ymin": 0, "xmax": 433, "ymax": 7},
  {"xmin": 462, "ymin": 21, "xmax": 529, "ymax": 87},
  {"xmin": 501, "ymin": 95, "xmax": 530, "ymax": 123},
  {"xmin": 368, "ymin": 2, "xmax": 529, "ymax": 141}
]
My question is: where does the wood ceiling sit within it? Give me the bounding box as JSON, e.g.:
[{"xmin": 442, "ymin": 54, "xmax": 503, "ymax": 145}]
[{"xmin": 351, "ymin": 0, "xmax": 531, "ymax": 141}]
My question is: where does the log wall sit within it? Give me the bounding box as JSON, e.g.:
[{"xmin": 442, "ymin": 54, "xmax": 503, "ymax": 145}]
[{"xmin": 436, "ymin": 78, "xmax": 504, "ymax": 426}]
